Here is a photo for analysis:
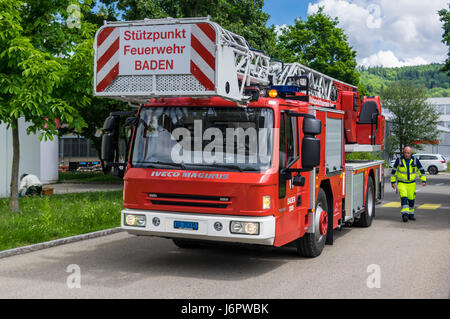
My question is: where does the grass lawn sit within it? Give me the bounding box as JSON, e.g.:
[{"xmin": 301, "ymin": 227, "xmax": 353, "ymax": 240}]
[
  {"xmin": 58, "ymin": 171, "xmax": 123, "ymax": 183},
  {"xmin": 0, "ymin": 191, "xmax": 123, "ymax": 251}
]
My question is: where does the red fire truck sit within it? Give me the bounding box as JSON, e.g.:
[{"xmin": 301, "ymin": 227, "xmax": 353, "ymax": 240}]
[{"xmin": 95, "ymin": 17, "xmax": 385, "ymax": 257}]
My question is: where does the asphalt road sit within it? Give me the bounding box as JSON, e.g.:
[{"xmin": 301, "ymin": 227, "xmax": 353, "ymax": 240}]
[{"xmin": 0, "ymin": 173, "xmax": 449, "ymax": 299}]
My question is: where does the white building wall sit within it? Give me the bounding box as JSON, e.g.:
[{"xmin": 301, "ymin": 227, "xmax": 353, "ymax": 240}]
[
  {"xmin": 40, "ymin": 137, "xmax": 59, "ymax": 184},
  {"xmin": 426, "ymin": 97, "xmax": 450, "ymax": 157},
  {"xmin": 0, "ymin": 118, "xmax": 58, "ymax": 198}
]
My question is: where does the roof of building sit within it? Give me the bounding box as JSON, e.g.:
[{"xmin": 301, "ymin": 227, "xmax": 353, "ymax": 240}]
[{"xmin": 427, "ymin": 97, "xmax": 450, "ymax": 104}]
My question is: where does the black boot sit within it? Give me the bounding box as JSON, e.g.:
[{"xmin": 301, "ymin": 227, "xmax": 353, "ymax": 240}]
[
  {"xmin": 408, "ymin": 214, "xmax": 416, "ymax": 221},
  {"xmin": 402, "ymin": 213, "xmax": 409, "ymax": 222}
]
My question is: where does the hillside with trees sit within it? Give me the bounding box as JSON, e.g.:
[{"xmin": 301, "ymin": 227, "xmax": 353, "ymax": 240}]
[{"xmin": 359, "ymin": 63, "xmax": 450, "ymax": 97}]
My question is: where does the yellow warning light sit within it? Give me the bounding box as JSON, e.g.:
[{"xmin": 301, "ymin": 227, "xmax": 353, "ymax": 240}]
[{"xmin": 268, "ymin": 89, "xmax": 278, "ymax": 98}]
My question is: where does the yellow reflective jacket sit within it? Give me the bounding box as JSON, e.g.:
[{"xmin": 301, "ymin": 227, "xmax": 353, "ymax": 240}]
[{"xmin": 391, "ymin": 156, "xmax": 426, "ymax": 184}]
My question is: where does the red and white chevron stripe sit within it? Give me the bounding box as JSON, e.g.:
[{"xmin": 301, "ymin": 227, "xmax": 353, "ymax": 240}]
[
  {"xmin": 96, "ymin": 27, "xmax": 120, "ymax": 92},
  {"xmin": 190, "ymin": 23, "xmax": 216, "ymax": 91}
]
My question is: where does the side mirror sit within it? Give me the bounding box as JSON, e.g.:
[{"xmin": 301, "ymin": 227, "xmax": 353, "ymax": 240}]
[
  {"xmin": 303, "ymin": 117, "xmax": 321, "ymax": 135},
  {"xmin": 101, "ymin": 131, "xmax": 116, "ymax": 163},
  {"xmin": 301, "ymin": 117, "xmax": 321, "ymax": 171},
  {"xmin": 279, "ymin": 112, "xmax": 321, "ymax": 176},
  {"xmin": 103, "ymin": 115, "xmax": 119, "ymax": 131},
  {"xmin": 292, "ymin": 174, "xmax": 305, "ymax": 187},
  {"xmin": 280, "ymin": 168, "xmax": 306, "ymax": 186},
  {"xmin": 302, "ymin": 136, "xmax": 320, "ymax": 169},
  {"xmin": 101, "ymin": 115, "xmax": 119, "ymax": 163}
]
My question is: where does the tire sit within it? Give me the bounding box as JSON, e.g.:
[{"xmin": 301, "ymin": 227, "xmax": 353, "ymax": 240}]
[
  {"xmin": 172, "ymin": 238, "xmax": 200, "ymax": 249},
  {"xmin": 354, "ymin": 177, "xmax": 375, "ymax": 227},
  {"xmin": 296, "ymin": 188, "xmax": 328, "ymax": 258},
  {"xmin": 428, "ymin": 166, "xmax": 438, "ymax": 175}
]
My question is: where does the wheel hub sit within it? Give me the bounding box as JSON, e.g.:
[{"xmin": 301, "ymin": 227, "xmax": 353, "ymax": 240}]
[{"xmin": 319, "ymin": 210, "xmax": 328, "ymax": 235}]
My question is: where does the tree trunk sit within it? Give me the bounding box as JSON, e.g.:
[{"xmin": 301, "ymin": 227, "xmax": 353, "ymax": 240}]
[
  {"xmin": 9, "ymin": 118, "xmax": 20, "ymax": 212},
  {"xmin": 193, "ymin": 0, "xmax": 200, "ymax": 16}
]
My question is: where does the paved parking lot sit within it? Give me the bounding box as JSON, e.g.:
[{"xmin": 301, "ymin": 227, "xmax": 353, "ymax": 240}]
[{"xmin": 0, "ymin": 172, "xmax": 448, "ymax": 299}]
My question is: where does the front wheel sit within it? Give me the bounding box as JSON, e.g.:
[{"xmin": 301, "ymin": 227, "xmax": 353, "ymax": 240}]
[{"xmin": 296, "ymin": 188, "xmax": 328, "ymax": 258}]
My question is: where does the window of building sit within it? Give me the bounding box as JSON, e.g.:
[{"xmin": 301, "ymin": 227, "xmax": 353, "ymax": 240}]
[{"xmin": 436, "ymin": 104, "xmax": 446, "ymax": 114}]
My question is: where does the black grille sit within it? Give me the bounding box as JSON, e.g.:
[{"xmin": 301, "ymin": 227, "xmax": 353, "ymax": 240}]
[{"xmin": 148, "ymin": 193, "xmax": 230, "ymax": 209}]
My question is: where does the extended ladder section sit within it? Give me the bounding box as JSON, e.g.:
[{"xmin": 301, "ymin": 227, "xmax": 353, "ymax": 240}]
[
  {"xmin": 273, "ymin": 62, "xmax": 356, "ymax": 102},
  {"xmin": 94, "ymin": 17, "xmax": 274, "ymax": 104},
  {"xmin": 94, "ymin": 17, "xmax": 360, "ymax": 105}
]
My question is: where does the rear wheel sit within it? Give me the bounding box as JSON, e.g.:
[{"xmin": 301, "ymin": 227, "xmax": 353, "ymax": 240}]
[
  {"xmin": 428, "ymin": 166, "xmax": 438, "ymax": 175},
  {"xmin": 296, "ymin": 188, "xmax": 328, "ymax": 258},
  {"xmin": 354, "ymin": 177, "xmax": 375, "ymax": 227}
]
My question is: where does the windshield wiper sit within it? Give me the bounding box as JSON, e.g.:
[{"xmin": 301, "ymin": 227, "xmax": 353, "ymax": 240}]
[
  {"xmin": 184, "ymin": 163, "xmax": 260, "ymax": 172},
  {"xmin": 205, "ymin": 163, "xmax": 243, "ymax": 172},
  {"xmin": 134, "ymin": 161, "xmax": 186, "ymax": 170}
]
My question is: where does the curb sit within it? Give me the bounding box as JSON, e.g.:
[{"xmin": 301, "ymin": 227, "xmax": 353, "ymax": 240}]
[{"xmin": 0, "ymin": 227, "xmax": 124, "ymax": 259}]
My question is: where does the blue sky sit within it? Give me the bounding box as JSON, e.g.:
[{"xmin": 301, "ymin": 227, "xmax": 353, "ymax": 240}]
[
  {"xmin": 261, "ymin": 0, "xmax": 447, "ymax": 68},
  {"xmin": 263, "ymin": 0, "xmax": 313, "ymax": 26}
]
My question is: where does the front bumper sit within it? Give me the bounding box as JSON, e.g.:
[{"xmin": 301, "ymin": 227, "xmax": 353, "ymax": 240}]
[{"xmin": 121, "ymin": 209, "xmax": 276, "ymax": 246}]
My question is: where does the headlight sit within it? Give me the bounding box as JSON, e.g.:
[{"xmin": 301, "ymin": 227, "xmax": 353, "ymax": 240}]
[
  {"xmin": 124, "ymin": 214, "xmax": 146, "ymax": 227},
  {"xmin": 230, "ymin": 221, "xmax": 260, "ymax": 235}
]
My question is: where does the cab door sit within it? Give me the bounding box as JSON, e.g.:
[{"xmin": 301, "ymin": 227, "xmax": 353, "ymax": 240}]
[{"xmin": 275, "ymin": 110, "xmax": 302, "ymax": 246}]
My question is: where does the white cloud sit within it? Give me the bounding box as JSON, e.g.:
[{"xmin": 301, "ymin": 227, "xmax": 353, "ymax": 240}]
[
  {"xmin": 307, "ymin": 0, "xmax": 447, "ymax": 67},
  {"xmin": 274, "ymin": 24, "xmax": 288, "ymax": 36},
  {"xmin": 360, "ymin": 50, "xmax": 428, "ymax": 68}
]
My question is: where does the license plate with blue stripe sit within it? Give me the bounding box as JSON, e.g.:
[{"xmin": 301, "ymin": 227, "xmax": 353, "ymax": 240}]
[{"xmin": 174, "ymin": 221, "xmax": 198, "ymax": 230}]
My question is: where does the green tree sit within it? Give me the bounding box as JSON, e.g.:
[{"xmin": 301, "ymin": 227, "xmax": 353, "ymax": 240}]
[
  {"xmin": 359, "ymin": 63, "xmax": 450, "ymax": 97},
  {"xmin": 116, "ymin": 0, "xmax": 277, "ymax": 55},
  {"xmin": 0, "ymin": 0, "xmax": 93, "ymax": 212},
  {"xmin": 381, "ymin": 81, "xmax": 440, "ymax": 155},
  {"xmin": 439, "ymin": 5, "xmax": 450, "ymax": 76},
  {"xmin": 85, "ymin": 0, "xmax": 120, "ymax": 26},
  {"xmin": 275, "ymin": 7, "xmax": 360, "ymax": 86}
]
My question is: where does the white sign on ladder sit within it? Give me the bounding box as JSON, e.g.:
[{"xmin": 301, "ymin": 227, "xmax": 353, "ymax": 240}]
[{"xmin": 119, "ymin": 25, "xmax": 192, "ymax": 76}]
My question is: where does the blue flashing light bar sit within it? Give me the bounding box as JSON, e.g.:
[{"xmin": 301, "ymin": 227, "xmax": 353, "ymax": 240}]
[{"xmin": 270, "ymin": 85, "xmax": 302, "ymax": 94}]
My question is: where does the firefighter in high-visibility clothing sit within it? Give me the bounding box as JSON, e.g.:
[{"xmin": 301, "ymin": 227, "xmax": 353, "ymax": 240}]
[{"xmin": 391, "ymin": 146, "xmax": 426, "ymax": 222}]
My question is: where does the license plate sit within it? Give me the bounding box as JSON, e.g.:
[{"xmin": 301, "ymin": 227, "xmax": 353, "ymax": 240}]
[{"xmin": 174, "ymin": 221, "xmax": 198, "ymax": 230}]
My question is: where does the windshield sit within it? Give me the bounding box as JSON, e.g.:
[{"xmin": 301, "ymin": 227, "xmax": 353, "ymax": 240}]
[{"xmin": 131, "ymin": 107, "xmax": 274, "ymax": 172}]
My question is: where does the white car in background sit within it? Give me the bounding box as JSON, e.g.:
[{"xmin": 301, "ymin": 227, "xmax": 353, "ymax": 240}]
[
  {"xmin": 388, "ymin": 159, "xmax": 396, "ymax": 168},
  {"xmin": 388, "ymin": 154, "xmax": 447, "ymax": 175},
  {"xmin": 414, "ymin": 154, "xmax": 447, "ymax": 175}
]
